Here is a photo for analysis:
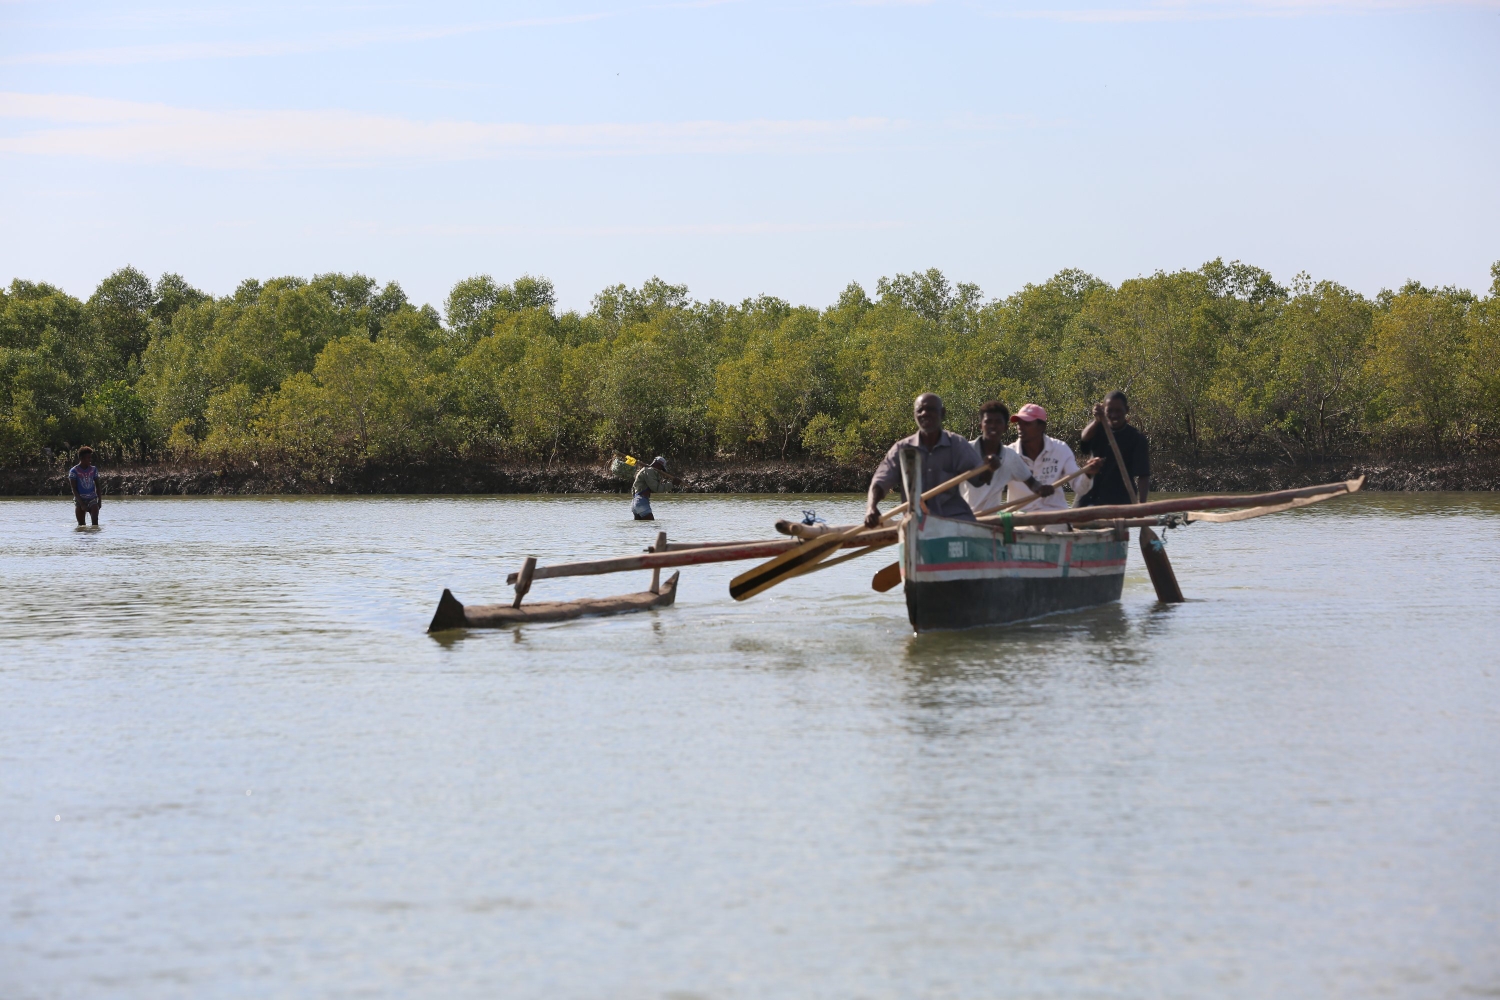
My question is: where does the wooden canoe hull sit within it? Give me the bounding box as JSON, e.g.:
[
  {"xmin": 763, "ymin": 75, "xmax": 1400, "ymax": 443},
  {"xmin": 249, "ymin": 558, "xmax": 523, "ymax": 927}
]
[
  {"xmin": 428, "ymin": 572, "xmax": 679, "ymax": 631},
  {"xmin": 901, "ymin": 514, "xmax": 1127, "ymax": 631}
]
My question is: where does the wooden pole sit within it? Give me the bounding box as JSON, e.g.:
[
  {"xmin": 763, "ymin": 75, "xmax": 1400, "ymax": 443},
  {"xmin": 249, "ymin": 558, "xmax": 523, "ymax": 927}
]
[
  {"xmin": 507, "ymin": 540, "xmax": 796, "ymax": 584},
  {"xmin": 512, "ymin": 556, "xmax": 537, "ymax": 609},
  {"xmin": 651, "ymin": 531, "xmax": 666, "ymax": 594},
  {"xmin": 1099, "ymin": 417, "xmax": 1184, "ymax": 603},
  {"xmin": 728, "ymin": 458, "xmax": 996, "ymax": 602},
  {"xmin": 978, "ymin": 478, "xmax": 1362, "ymax": 529},
  {"xmin": 1099, "ymin": 421, "xmax": 1140, "ymax": 505},
  {"xmin": 504, "ymin": 527, "xmax": 907, "ymax": 586},
  {"xmin": 972, "ymin": 466, "xmax": 1090, "ymax": 517}
]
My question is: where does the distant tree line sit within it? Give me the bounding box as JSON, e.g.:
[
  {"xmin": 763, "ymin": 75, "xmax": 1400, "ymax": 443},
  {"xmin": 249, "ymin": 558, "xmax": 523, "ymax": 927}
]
[{"xmin": 2, "ymin": 260, "xmax": 1498, "ymax": 474}]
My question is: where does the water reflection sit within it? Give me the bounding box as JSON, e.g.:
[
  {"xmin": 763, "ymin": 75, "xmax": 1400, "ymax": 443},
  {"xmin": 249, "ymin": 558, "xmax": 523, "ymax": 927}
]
[{"xmin": 903, "ymin": 602, "xmax": 1139, "ymax": 673}]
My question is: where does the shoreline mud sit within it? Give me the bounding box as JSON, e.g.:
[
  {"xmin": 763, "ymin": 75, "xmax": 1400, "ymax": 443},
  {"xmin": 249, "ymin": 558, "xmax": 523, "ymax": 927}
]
[{"xmin": 3, "ymin": 456, "xmax": 1499, "ymax": 497}]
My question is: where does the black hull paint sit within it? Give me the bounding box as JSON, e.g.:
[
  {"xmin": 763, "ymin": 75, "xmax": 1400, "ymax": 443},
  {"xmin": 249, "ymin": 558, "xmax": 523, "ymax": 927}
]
[{"xmin": 904, "ymin": 574, "xmax": 1125, "ymax": 631}]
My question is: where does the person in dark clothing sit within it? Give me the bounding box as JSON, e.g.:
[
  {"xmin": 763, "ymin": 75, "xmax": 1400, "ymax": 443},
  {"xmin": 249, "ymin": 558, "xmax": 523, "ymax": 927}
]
[{"xmin": 1077, "ymin": 390, "xmax": 1150, "ymax": 506}]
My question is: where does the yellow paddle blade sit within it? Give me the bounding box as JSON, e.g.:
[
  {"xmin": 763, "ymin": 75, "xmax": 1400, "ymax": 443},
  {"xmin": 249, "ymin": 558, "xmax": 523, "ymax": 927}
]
[
  {"xmin": 870, "ymin": 561, "xmax": 902, "ymax": 592},
  {"xmin": 729, "ymin": 530, "xmax": 851, "ymax": 601}
]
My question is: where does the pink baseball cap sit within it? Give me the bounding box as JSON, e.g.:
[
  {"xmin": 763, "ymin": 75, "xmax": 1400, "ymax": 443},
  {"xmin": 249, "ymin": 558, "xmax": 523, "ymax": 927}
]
[{"xmin": 1010, "ymin": 403, "xmax": 1048, "ymax": 423}]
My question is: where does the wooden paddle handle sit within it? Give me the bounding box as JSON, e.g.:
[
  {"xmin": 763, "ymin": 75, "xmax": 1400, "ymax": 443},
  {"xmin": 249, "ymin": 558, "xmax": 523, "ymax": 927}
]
[
  {"xmin": 1100, "ymin": 418, "xmax": 1140, "ymax": 505},
  {"xmin": 974, "ymin": 467, "xmax": 1088, "ymax": 517},
  {"xmin": 879, "ymin": 460, "xmax": 995, "ymax": 526},
  {"xmin": 727, "ymin": 455, "xmax": 1002, "ymax": 603}
]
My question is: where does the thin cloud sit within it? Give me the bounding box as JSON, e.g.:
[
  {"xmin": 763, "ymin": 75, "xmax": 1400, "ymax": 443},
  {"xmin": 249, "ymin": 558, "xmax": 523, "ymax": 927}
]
[
  {"xmin": 983, "ymin": 0, "xmax": 1500, "ymax": 20},
  {"xmin": 0, "ymin": 12, "xmax": 611, "ymax": 66},
  {"xmin": 340, "ymin": 219, "xmax": 908, "ymax": 238},
  {"xmin": 0, "ymin": 93, "xmax": 907, "ymax": 167}
]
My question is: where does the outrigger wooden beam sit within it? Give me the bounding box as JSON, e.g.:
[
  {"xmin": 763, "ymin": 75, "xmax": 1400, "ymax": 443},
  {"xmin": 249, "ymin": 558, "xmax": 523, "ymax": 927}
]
[
  {"xmin": 783, "ymin": 479, "xmax": 1362, "ymax": 540},
  {"xmin": 654, "ymin": 540, "xmax": 771, "ymax": 552},
  {"xmin": 504, "ymin": 530, "xmax": 902, "ymax": 585},
  {"xmin": 776, "ymin": 519, "xmax": 836, "ymax": 539},
  {"xmin": 978, "ymin": 477, "xmax": 1364, "ymax": 529},
  {"xmin": 505, "ymin": 540, "xmax": 794, "ymax": 584}
]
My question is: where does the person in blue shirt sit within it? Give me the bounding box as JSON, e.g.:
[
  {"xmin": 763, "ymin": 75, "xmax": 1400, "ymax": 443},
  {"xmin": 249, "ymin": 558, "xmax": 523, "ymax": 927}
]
[{"xmin": 68, "ymin": 446, "xmax": 102, "ymax": 526}]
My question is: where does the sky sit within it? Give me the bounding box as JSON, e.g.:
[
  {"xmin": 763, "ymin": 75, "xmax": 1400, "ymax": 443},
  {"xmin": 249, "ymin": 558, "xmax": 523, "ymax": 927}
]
[{"xmin": 1, "ymin": 0, "xmax": 1497, "ymax": 314}]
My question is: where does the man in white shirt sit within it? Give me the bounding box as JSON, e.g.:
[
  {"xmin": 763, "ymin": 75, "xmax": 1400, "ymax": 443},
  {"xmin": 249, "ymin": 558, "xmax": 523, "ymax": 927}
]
[
  {"xmin": 1003, "ymin": 403, "xmax": 1101, "ymax": 526},
  {"xmin": 960, "ymin": 400, "xmax": 1053, "ymax": 515}
]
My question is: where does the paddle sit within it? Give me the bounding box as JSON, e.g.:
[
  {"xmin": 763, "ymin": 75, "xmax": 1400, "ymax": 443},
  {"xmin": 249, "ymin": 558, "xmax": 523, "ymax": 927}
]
[
  {"xmin": 972, "ymin": 466, "xmax": 1092, "ymax": 517},
  {"xmin": 1100, "ymin": 416, "xmax": 1184, "ymax": 603},
  {"xmin": 870, "ymin": 466, "xmax": 1092, "ymax": 593},
  {"xmin": 729, "ymin": 460, "xmax": 995, "ymax": 601}
]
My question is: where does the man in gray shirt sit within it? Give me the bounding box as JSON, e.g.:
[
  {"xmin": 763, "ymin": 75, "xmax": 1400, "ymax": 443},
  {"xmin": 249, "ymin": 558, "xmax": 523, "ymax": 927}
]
[{"xmin": 863, "ymin": 392, "xmax": 998, "ymax": 528}]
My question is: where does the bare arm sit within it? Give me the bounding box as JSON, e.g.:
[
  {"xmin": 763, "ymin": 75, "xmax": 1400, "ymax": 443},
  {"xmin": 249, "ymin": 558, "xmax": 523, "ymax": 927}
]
[
  {"xmin": 1136, "ymin": 475, "xmax": 1150, "ymax": 505},
  {"xmin": 864, "ymin": 482, "xmax": 889, "ymax": 528}
]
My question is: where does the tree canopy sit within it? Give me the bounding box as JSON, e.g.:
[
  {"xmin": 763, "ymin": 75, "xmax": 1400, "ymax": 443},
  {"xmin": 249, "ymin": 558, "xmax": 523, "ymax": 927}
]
[{"xmin": 2, "ymin": 261, "xmax": 1497, "ymax": 472}]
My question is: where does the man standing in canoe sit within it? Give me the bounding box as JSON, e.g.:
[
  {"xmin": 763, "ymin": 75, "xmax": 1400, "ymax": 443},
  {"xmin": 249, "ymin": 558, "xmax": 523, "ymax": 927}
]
[
  {"xmin": 1077, "ymin": 391, "xmax": 1150, "ymax": 506},
  {"xmin": 631, "ymin": 456, "xmax": 672, "ymax": 520},
  {"xmin": 68, "ymin": 445, "xmax": 102, "ymax": 526},
  {"xmin": 863, "ymin": 392, "xmax": 999, "ymax": 529},
  {"xmin": 960, "ymin": 400, "xmax": 1060, "ymax": 516},
  {"xmin": 1002, "ymin": 403, "xmax": 1102, "ymax": 519}
]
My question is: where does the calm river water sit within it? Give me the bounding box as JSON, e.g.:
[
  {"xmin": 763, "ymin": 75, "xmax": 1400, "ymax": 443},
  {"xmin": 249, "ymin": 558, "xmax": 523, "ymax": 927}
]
[{"xmin": 2, "ymin": 493, "xmax": 1498, "ymax": 999}]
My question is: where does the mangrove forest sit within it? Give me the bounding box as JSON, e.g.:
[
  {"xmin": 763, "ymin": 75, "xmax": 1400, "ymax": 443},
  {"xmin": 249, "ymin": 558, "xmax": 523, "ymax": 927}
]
[{"xmin": 2, "ymin": 260, "xmax": 1498, "ymax": 477}]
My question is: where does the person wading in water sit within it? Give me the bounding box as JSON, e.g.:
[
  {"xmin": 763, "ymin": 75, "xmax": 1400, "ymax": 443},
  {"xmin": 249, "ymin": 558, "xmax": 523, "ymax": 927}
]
[
  {"xmin": 631, "ymin": 456, "xmax": 674, "ymax": 520},
  {"xmin": 68, "ymin": 446, "xmax": 102, "ymax": 526}
]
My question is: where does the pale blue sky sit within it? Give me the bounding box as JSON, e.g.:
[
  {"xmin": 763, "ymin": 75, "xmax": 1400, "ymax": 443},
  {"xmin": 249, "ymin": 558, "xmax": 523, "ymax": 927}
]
[{"xmin": 2, "ymin": 0, "xmax": 1497, "ymax": 312}]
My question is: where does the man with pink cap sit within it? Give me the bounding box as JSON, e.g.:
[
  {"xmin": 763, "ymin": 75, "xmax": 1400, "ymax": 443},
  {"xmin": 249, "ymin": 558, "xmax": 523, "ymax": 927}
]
[
  {"xmin": 960, "ymin": 399, "xmax": 1058, "ymax": 515},
  {"xmin": 1003, "ymin": 403, "xmax": 1101, "ymax": 525}
]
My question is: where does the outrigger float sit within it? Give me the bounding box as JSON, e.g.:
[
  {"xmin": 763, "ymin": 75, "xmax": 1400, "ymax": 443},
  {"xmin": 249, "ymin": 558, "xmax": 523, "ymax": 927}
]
[{"xmin": 427, "ymin": 452, "xmax": 1365, "ymax": 633}]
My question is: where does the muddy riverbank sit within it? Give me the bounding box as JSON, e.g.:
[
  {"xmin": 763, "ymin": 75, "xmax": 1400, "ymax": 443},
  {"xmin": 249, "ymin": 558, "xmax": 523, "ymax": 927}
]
[{"xmin": 4, "ymin": 455, "xmax": 1499, "ymax": 497}]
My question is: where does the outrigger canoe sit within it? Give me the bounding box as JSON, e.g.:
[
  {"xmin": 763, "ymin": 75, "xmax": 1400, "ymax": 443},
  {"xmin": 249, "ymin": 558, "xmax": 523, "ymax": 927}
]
[{"xmin": 426, "ymin": 456, "xmax": 1365, "ymax": 634}]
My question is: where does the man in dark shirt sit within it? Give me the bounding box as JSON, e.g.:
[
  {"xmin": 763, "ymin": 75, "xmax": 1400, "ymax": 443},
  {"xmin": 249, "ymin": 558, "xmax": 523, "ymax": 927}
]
[
  {"xmin": 863, "ymin": 392, "xmax": 998, "ymax": 528},
  {"xmin": 1077, "ymin": 390, "xmax": 1150, "ymax": 506}
]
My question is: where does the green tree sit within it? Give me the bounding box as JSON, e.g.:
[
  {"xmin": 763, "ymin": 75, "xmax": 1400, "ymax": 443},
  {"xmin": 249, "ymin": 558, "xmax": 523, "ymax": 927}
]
[
  {"xmin": 0, "ymin": 280, "xmax": 91, "ymax": 457},
  {"xmin": 1267, "ymin": 278, "xmax": 1372, "ymax": 456},
  {"xmin": 138, "ymin": 274, "xmax": 402, "ymax": 446},
  {"xmin": 89, "ymin": 266, "xmax": 155, "ymax": 378},
  {"xmin": 152, "ymin": 273, "xmax": 209, "ymax": 326},
  {"xmin": 444, "ymin": 274, "xmax": 557, "ymax": 345},
  {"xmin": 711, "ymin": 308, "xmax": 826, "ymax": 458},
  {"xmin": 257, "ymin": 335, "xmax": 443, "ymax": 472},
  {"xmin": 1370, "ymin": 282, "xmax": 1473, "ymax": 450},
  {"xmin": 1466, "ymin": 262, "xmax": 1500, "ymax": 444},
  {"xmin": 72, "ymin": 380, "xmax": 151, "ymax": 460}
]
